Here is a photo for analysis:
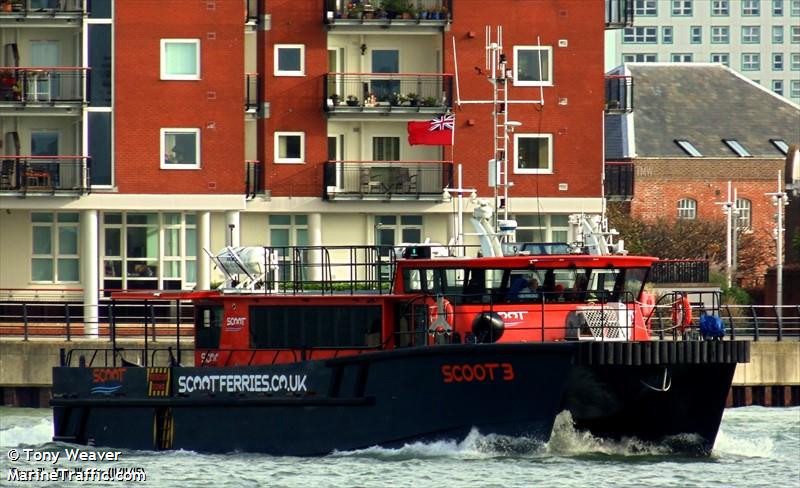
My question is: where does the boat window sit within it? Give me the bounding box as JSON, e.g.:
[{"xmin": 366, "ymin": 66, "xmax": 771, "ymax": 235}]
[
  {"xmin": 403, "ymin": 268, "xmax": 435, "ymax": 293},
  {"xmin": 623, "ymin": 267, "xmax": 648, "ymax": 301},
  {"xmin": 250, "ymin": 305, "xmax": 382, "ymax": 349},
  {"xmin": 195, "ymin": 305, "xmax": 223, "ymax": 349}
]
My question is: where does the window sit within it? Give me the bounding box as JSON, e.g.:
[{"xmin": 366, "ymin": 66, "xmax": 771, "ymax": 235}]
[
  {"xmin": 771, "ymin": 138, "xmax": 790, "ymax": 154},
  {"xmin": 274, "ymin": 132, "xmax": 305, "ymax": 163},
  {"xmin": 671, "ymin": 53, "xmax": 693, "ymax": 62},
  {"xmin": 635, "ymin": 0, "xmax": 657, "ymax": 16},
  {"xmin": 773, "ymin": 0, "xmax": 784, "ymax": 15},
  {"xmin": 773, "ymin": 53, "xmax": 785, "ymax": 70},
  {"xmin": 711, "ymin": 53, "xmax": 730, "ymax": 66},
  {"xmin": 250, "ymin": 306, "xmax": 382, "ymax": 349},
  {"xmin": 792, "ymin": 53, "xmax": 800, "ymax": 70},
  {"xmin": 623, "ymin": 26, "xmax": 658, "ymax": 43},
  {"xmin": 792, "ymin": 26, "xmax": 800, "ymax": 42},
  {"xmin": 711, "ymin": 26, "xmax": 730, "ymax": 43},
  {"xmin": 677, "ymin": 199, "xmax": 697, "ymax": 220},
  {"xmin": 274, "ymin": 44, "xmax": 305, "ymax": 76},
  {"xmin": 372, "ymin": 137, "xmax": 400, "ymax": 161},
  {"xmin": 514, "ymin": 215, "xmax": 570, "ymax": 243},
  {"xmin": 623, "ymin": 53, "xmax": 658, "ymax": 62},
  {"xmin": 102, "ymin": 212, "xmax": 196, "ymax": 290},
  {"xmin": 514, "ymin": 134, "xmax": 553, "ymax": 173},
  {"xmin": 773, "ymin": 25, "xmax": 785, "ymax": 43},
  {"xmin": 690, "ymin": 26, "xmax": 702, "ymax": 43},
  {"xmin": 161, "ymin": 128, "xmax": 200, "ymax": 169},
  {"xmin": 269, "ymin": 215, "xmax": 309, "ymax": 281},
  {"xmin": 160, "ymin": 39, "xmax": 200, "ymax": 80},
  {"xmin": 375, "ymin": 215, "xmax": 423, "ymax": 247},
  {"xmin": 792, "ymin": 80, "xmax": 800, "ymax": 98},
  {"xmin": 742, "ymin": 26, "xmax": 761, "ymax": 43},
  {"xmin": 742, "ymin": 53, "xmax": 761, "ymax": 70},
  {"xmin": 735, "ymin": 199, "xmax": 752, "ymax": 230},
  {"xmin": 792, "ymin": 0, "xmax": 800, "ymax": 15},
  {"xmin": 742, "ymin": 0, "xmax": 761, "ymax": 15},
  {"xmin": 723, "ymin": 139, "xmax": 752, "ymax": 157},
  {"xmin": 675, "ymin": 139, "xmax": 702, "ymax": 157},
  {"xmin": 772, "ymin": 79, "xmax": 785, "ymax": 94},
  {"xmin": 513, "ymin": 46, "xmax": 552, "ymax": 86},
  {"xmin": 31, "ymin": 213, "xmax": 79, "ymax": 283},
  {"xmin": 711, "ymin": 0, "xmax": 729, "ymax": 15},
  {"xmin": 672, "ymin": 0, "xmax": 693, "ymax": 16},
  {"xmin": 663, "ymin": 26, "xmax": 674, "ymax": 43}
]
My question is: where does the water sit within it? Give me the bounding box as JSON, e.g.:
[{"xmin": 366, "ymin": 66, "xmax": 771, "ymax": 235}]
[{"xmin": 1, "ymin": 407, "xmax": 798, "ymax": 487}]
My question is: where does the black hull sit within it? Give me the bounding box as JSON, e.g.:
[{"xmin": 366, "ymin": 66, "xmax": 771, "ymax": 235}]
[
  {"xmin": 52, "ymin": 343, "xmax": 573, "ymax": 456},
  {"xmin": 561, "ymin": 340, "xmax": 748, "ymax": 454}
]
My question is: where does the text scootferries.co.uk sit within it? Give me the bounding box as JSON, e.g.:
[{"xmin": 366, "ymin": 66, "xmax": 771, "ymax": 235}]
[{"xmin": 177, "ymin": 373, "xmax": 308, "ymax": 394}]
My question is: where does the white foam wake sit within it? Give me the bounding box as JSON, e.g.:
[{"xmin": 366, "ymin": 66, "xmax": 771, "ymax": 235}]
[{"xmin": 0, "ymin": 418, "xmax": 54, "ymax": 447}]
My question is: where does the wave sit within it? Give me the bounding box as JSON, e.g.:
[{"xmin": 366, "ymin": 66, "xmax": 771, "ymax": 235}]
[
  {"xmin": 0, "ymin": 418, "xmax": 54, "ymax": 447},
  {"xmin": 545, "ymin": 411, "xmax": 673, "ymax": 457}
]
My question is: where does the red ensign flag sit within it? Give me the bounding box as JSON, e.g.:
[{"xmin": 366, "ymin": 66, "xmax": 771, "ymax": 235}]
[{"xmin": 407, "ymin": 114, "xmax": 455, "ymax": 146}]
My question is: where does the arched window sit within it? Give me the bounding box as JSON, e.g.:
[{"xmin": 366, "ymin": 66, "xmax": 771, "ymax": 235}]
[
  {"xmin": 677, "ymin": 198, "xmax": 697, "ymax": 219},
  {"xmin": 736, "ymin": 198, "xmax": 752, "ymax": 230}
]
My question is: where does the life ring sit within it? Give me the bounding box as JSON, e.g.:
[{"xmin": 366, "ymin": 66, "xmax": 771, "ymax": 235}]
[
  {"xmin": 639, "ymin": 291, "xmax": 656, "ymax": 331},
  {"xmin": 671, "ymin": 293, "xmax": 692, "ymax": 331},
  {"xmin": 428, "ymin": 297, "xmax": 454, "ymax": 328}
]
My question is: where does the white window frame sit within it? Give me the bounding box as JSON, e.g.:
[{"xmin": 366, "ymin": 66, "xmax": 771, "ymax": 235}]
[
  {"xmin": 791, "ymin": 80, "xmax": 800, "ymax": 98},
  {"xmin": 711, "ymin": 53, "xmax": 730, "ymax": 66},
  {"xmin": 742, "ymin": 0, "xmax": 761, "ymax": 15},
  {"xmin": 792, "ymin": 26, "xmax": 800, "ymax": 43},
  {"xmin": 773, "ymin": 53, "xmax": 785, "ymax": 70},
  {"xmin": 513, "ymin": 133, "xmax": 553, "ymax": 174},
  {"xmin": 711, "ymin": 26, "xmax": 730, "ymax": 43},
  {"xmin": 160, "ymin": 39, "xmax": 200, "ymax": 80},
  {"xmin": 735, "ymin": 199, "xmax": 752, "ymax": 230},
  {"xmin": 742, "ymin": 26, "xmax": 761, "ymax": 43},
  {"xmin": 274, "ymin": 131, "xmax": 305, "ymax": 164},
  {"xmin": 513, "ymin": 46, "xmax": 553, "ymax": 87},
  {"xmin": 31, "ymin": 212, "xmax": 80, "ymax": 284},
  {"xmin": 634, "ymin": 0, "xmax": 658, "ymax": 16},
  {"xmin": 672, "ymin": 0, "xmax": 693, "ymax": 16},
  {"xmin": 773, "ymin": 0, "xmax": 785, "ymax": 15},
  {"xmin": 772, "ymin": 80, "xmax": 785, "ymax": 95},
  {"xmin": 671, "ymin": 53, "xmax": 693, "ymax": 62},
  {"xmin": 773, "ymin": 25, "xmax": 785, "ymax": 43},
  {"xmin": 160, "ymin": 128, "xmax": 201, "ymax": 170},
  {"xmin": 742, "ymin": 53, "xmax": 761, "ymax": 70},
  {"xmin": 623, "ymin": 53, "xmax": 658, "ymax": 63},
  {"xmin": 663, "ymin": 26, "xmax": 674, "ymax": 43},
  {"xmin": 793, "ymin": 0, "xmax": 800, "ymax": 15},
  {"xmin": 623, "ymin": 26, "xmax": 658, "ymax": 43},
  {"xmin": 677, "ymin": 199, "xmax": 697, "ymax": 220},
  {"xmin": 690, "ymin": 26, "xmax": 702, "ymax": 43},
  {"xmin": 792, "ymin": 53, "xmax": 800, "ymax": 70},
  {"xmin": 274, "ymin": 44, "xmax": 305, "ymax": 77},
  {"xmin": 711, "ymin": 0, "xmax": 730, "ymax": 15}
]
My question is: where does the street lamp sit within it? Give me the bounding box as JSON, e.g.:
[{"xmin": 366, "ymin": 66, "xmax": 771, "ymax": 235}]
[{"xmin": 766, "ymin": 170, "xmax": 789, "ymax": 310}]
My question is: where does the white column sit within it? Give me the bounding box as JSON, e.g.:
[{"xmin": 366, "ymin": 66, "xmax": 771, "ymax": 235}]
[
  {"xmin": 197, "ymin": 211, "xmax": 211, "ymax": 290},
  {"xmin": 225, "ymin": 211, "xmax": 240, "ymax": 247},
  {"xmin": 308, "ymin": 212, "xmax": 322, "ymax": 281},
  {"xmin": 81, "ymin": 209, "xmax": 98, "ymax": 337}
]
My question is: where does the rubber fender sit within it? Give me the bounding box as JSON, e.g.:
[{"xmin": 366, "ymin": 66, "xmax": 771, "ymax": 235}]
[{"xmin": 471, "ymin": 312, "xmax": 505, "ymax": 343}]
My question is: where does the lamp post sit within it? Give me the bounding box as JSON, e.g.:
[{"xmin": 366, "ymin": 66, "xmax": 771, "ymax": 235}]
[
  {"xmin": 715, "ymin": 181, "xmax": 736, "ymax": 288},
  {"xmin": 766, "ymin": 170, "xmax": 789, "ymax": 310}
]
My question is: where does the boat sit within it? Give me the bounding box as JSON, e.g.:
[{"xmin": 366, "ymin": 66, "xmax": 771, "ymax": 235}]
[{"xmin": 51, "ymin": 205, "xmax": 748, "ymax": 455}]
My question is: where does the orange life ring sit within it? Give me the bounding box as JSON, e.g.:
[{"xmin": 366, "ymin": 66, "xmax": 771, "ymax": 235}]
[
  {"xmin": 428, "ymin": 297, "xmax": 454, "ymax": 327},
  {"xmin": 671, "ymin": 293, "xmax": 692, "ymax": 331},
  {"xmin": 640, "ymin": 291, "xmax": 656, "ymax": 331}
]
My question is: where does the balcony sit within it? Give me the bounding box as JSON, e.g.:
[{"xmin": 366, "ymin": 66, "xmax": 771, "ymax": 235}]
[
  {"xmin": 604, "ymin": 75, "xmax": 633, "ymax": 113},
  {"xmin": 650, "ymin": 260, "xmax": 710, "ymax": 284},
  {"xmin": 245, "ymin": 73, "xmax": 260, "ymax": 115},
  {"xmin": 245, "ymin": 160, "xmax": 264, "ymax": 199},
  {"xmin": 0, "ymin": 156, "xmax": 90, "ymax": 195},
  {"xmin": 245, "ymin": 0, "xmax": 259, "ymax": 26},
  {"xmin": 0, "ymin": 0, "xmax": 84, "ymax": 21},
  {"xmin": 0, "ymin": 67, "xmax": 89, "ymax": 108},
  {"xmin": 325, "ymin": 73, "xmax": 452, "ymax": 118},
  {"xmin": 324, "ymin": 0, "xmax": 451, "ymax": 31},
  {"xmin": 605, "ymin": 0, "xmax": 633, "ymax": 29},
  {"xmin": 604, "ymin": 162, "xmax": 633, "ymax": 201},
  {"xmin": 323, "ymin": 160, "xmax": 453, "ymax": 201}
]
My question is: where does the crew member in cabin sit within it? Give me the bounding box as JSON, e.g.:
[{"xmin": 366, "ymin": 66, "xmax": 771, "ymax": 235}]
[{"xmin": 518, "ymin": 278, "xmax": 540, "ymax": 301}]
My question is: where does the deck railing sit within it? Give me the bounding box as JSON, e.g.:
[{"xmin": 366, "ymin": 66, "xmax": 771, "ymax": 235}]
[
  {"xmin": 0, "ymin": 156, "xmax": 91, "ymax": 193},
  {"xmin": 604, "ymin": 162, "xmax": 634, "ymax": 200},
  {"xmin": 324, "ymin": 73, "xmax": 452, "ymax": 113},
  {"xmin": 650, "ymin": 259, "xmax": 710, "ymax": 284},
  {"xmin": 0, "ymin": 0, "xmax": 84, "ymax": 15},
  {"xmin": 245, "ymin": 160, "xmax": 263, "ymax": 198},
  {"xmin": 0, "ymin": 67, "xmax": 89, "ymax": 104},
  {"xmin": 245, "ymin": 73, "xmax": 259, "ymax": 112},
  {"xmin": 605, "ymin": 0, "xmax": 633, "ymax": 28},
  {"xmin": 324, "ymin": 0, "xmax": 452, "ymax": 25},
  {"xmin": 323, "ymin": 160, "xmax": 453, "ymax": 200}
]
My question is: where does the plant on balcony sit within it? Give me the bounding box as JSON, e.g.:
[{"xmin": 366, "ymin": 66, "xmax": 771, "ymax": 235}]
[
  {"xmin": 388, "ymin": 92, "xmax": 403, "ymax": 106},
  {"xmin": 421, "ymin": 96, "xmax": 438, "ymax": 107},
  {"xmin": 406, "ymin": 93, "xmax": 420, "ymax": 106},
  {"xmin": 329, "ymin": 94, "xmax": 340, "ymax": 106},
  {"xmin": 346, "ymin": 95, "xmax": 360, "ymax": 106},
  {"xmin": 344, "ymin": 2, "xmax": 363, "ymax": 18}
]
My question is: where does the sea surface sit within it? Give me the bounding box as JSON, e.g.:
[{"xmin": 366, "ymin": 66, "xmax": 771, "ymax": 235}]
[{"xmin": 1, "ymin": 406, "xmax": 798, "ymax": 487}]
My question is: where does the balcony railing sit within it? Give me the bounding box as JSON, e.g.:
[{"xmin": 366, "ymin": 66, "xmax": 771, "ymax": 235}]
[
  {"xmin": 650, "ymin": 260, "xmax": 710, "ymax": 284},
  {"xmin": 325, "ymin": 73, "xmax": 452, "ymax": 114},
  {"xmin": 605, "ymin": 75, "xmax": 633, "ymax": 113},
  {"xmin": 245, "ymin": 160, "xmax": 263, "ymax": 199},
  {"xmin": 245, "ymin": 73, "xmax": 259, "ymax": 113},
  {"xmin": 0, "ymin": 0, "xmax": 84, "ymax": 16},
  {"xmin": 323, "ymin": 160, "xmax": 453, "ymax": 201},
  {"xmin": 324, "ymin": 0, "xmax": 452, "ymax": 27},
  {"xmin": 0, "ymin": 67, "xmax": 89, "ymax": 105},
  {"xmin": 605, "ymin": 0, "xmax": 633, "ymax": 29},
  {"xmin": 0, "ymin": 156, "xmax": 91, "ymax": 194},
  {"xmin": 604, "ymin": 162, "xmax": 633, "ymax": 200}
]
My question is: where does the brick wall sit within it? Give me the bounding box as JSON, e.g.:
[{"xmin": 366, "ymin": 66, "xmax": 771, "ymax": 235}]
[{"xmin": 115, "ymin": 0, "xmax": 245, "ymax": 195}]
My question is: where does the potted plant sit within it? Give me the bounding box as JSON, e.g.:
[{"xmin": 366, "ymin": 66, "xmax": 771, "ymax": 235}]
[
  {"xmin": 346, "ymin": 95, "xmax": 359, "ymax": 106},
  {"xmin": 329, "ymin": 94, "xmax": 340, "ymax": 106},
  {"xmin": 406, "ymin": 93, "xmax": 419, "ymax": 106},
  {"xmin": 422, "ymin": 96, "xmax": 438, "ymax": 107}
]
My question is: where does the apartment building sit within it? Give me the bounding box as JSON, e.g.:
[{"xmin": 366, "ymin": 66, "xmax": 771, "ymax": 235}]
[
  {"xmin": 0, "ymin": 0, "xmax": 624, "ymax": 322},
  {"xmin": 607, "ymin": 0, "xmax": 800, "ymax": 102}
]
